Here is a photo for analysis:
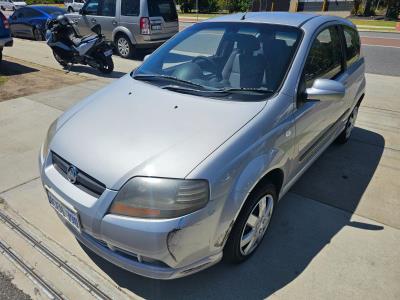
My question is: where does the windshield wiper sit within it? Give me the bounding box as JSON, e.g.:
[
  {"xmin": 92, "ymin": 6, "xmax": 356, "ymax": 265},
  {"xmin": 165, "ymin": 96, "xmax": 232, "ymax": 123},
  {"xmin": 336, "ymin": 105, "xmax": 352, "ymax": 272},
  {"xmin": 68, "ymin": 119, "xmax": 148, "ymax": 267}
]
[
  {"xmin": 133, "ymin": 74, "xmax": 207, "ymax": 90},
  {"xmin": 214, "ymin": 87, "xmax": 274, "ymax": 94}
]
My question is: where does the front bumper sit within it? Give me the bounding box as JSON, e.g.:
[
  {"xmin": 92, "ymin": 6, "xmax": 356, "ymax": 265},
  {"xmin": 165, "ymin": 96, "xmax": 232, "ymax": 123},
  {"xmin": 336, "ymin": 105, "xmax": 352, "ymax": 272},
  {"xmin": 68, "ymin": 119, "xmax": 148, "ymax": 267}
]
[{"xmin": 39, "ymin": 149, "xmax": 222, "ymax": 279}]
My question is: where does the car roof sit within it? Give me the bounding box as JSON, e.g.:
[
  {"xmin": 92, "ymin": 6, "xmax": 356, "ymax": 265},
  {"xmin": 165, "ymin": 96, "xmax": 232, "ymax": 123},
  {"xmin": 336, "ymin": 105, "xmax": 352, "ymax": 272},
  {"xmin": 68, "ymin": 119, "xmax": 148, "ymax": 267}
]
[{"xmin": 205, "ymin": 12, "xmax": 351, "ymax": 28}]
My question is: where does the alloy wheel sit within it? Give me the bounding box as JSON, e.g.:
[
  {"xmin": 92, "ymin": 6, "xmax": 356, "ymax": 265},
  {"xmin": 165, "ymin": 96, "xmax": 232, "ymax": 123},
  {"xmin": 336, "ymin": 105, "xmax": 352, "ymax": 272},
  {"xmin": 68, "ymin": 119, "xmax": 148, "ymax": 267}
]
[
  {"xmin": 117, "ymin": 37, "xmax": 130, "ymax": 57},
  {"xmin": 240, "ymin": 194, "xmax": 274, "ymax": 256},
  {"xmin": 345, "ymin": 106, "xmax": 359, "ymax": 139}
]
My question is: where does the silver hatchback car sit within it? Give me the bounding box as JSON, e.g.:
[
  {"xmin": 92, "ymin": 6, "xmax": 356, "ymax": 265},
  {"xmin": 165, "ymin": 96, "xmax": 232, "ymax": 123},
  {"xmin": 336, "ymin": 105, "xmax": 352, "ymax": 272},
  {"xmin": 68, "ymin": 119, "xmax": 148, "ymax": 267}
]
[
  {"xmin": 67, "ymin": 0, "xmax": 179, "ymax": 58},
  {"xmin": 39, "ymin": 12, "xmax": 365, "ymax": 279}
]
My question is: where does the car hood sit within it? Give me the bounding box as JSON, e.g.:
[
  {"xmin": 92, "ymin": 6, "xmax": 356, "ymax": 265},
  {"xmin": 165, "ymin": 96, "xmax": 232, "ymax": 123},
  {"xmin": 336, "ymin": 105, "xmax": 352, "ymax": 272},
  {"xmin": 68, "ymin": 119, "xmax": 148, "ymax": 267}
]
[{"xmin": 51, "ymin": 75, "xmax": 266, "ymax": 190}]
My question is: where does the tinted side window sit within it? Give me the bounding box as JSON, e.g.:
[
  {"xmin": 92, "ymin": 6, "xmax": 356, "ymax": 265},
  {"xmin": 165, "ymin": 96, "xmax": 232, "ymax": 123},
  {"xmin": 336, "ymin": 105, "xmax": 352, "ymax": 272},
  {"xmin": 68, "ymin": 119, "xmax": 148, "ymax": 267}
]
[
  {"xmin": 121, "ymin": 0, "xmax": 139, "ymax": 16},
  {"xmin": 148, "ymin": 0, "xmax": 178, "ymax": 22},
  {"xmin": 84, "ymin": 0, "xmax": 100, "ymax": 15},
  {"xmin": 99, "ymin": 0, "xmax": 116, "ymax": 16},
  {"xmin": 304, "ymin": 27, "xmax": 342, "ymax": 88},
  {"xmin": 343, "ymin": 26, "xmax": 360, "ymax": 67},
  {"xmin": 29, "ymin": 9, "xmax": 44, "ymax": 18}
]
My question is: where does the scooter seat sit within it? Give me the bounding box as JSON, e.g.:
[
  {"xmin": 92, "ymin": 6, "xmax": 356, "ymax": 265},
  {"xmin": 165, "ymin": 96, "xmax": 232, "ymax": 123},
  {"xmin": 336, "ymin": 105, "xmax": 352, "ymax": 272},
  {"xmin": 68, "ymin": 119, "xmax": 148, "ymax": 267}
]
[{"xmin": 72, "ymin": 34, "xmax": 97, "ymax": 47}]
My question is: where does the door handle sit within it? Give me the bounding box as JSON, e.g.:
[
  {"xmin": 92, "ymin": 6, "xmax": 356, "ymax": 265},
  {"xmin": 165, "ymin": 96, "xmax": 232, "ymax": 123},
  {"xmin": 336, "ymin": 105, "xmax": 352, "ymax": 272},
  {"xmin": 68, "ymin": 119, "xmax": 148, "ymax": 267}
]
[
  {"xmin": 91, "ymin": 18, "xmax": 97, "ymax": 23},
  {"xmin": 112, "ymin": 20, "xmax": 117, "ymax": 26}
]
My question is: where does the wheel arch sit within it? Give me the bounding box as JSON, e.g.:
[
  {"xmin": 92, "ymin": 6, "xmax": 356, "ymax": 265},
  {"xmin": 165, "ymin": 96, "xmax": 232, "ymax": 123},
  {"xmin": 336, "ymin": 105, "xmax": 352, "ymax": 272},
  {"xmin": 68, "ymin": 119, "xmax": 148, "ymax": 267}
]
[{"xmin": 112, "ymin": 27, "xmax": 136, "ymax": 45}]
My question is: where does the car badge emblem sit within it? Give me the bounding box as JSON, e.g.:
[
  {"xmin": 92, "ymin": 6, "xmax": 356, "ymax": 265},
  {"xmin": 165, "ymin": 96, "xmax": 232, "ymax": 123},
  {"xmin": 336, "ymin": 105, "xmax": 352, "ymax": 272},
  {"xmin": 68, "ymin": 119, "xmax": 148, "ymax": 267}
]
[{"xmin": 67, "ymin": 165, "xmax": 78, "ymax": 184}]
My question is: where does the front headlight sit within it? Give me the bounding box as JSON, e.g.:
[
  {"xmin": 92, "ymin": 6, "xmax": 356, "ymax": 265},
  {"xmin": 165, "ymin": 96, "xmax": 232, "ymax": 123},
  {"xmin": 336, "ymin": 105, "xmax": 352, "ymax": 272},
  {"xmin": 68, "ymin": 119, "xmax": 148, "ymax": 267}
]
[
  {"xmin": 109, "ymin": 177, "xmax": 209, "ymax": 219},
  {"xmin": 42, "ymin": 119, "xmax": 58, "ymax": 156}
]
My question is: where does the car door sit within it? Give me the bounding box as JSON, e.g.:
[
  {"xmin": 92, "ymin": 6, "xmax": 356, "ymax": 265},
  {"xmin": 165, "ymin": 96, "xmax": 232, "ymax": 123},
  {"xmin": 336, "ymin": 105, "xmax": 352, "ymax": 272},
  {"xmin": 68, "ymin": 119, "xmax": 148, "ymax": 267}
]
[
  {"xmin": 9, "ymin": 8, "xmax": 26, "ymax": 37},
  {"xmin": 72, "ymin": 0, "xmax": 100, "ymax": 36},
  {"xmin": 340, "ymin": 25, "xmax": 364, "ymax": 109},
  {"xmin": 93, "ymin": 0, "xmax": 117, "ymax": 40},
  {"xmin": 293, "ymin": 25, "xmax": 348, "ymax": 171}
]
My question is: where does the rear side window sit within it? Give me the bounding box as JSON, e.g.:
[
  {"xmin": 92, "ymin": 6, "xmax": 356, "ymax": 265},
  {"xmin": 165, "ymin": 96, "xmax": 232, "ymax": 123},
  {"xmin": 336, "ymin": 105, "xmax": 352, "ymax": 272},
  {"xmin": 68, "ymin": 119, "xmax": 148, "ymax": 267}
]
[
  {"xmin": 148, "ymin": 0, "xmax": 178, "ymax": 22},
  {"xmin": 343, "ymin": 26, "xmax": 360, "ymax": 67},
  {"xmin": 303, "ymin": 27, "xmax": 342, "ymax": 87},
  {"xmin": 99, "ymin": 0, "xmax": 116, "ymax": 16},
  {"xmin": 121, "ymin": 0, "xmax": 139, "ymax": 16}
]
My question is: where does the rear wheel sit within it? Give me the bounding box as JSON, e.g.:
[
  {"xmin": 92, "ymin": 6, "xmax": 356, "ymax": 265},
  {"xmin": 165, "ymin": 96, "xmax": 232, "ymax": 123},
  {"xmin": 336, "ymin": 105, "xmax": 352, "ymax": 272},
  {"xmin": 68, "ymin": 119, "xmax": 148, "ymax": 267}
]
[
  {"xmin": 67, "ymin": 6, "xmax": 74, "ymax": 13},
  {"xmin": 115, "ymin": 34, "xmax": 133, "ymax": 58},
  {"xmin": 33, "ymin": 28, "xmax": 43, "ymax": 41},
  {"xmin": 97, "ymin": 55, "xmax": 114, "ymax": 74},
  {"xmin": 224, "ymin": 182, "xmax": 276, "ymax": 263},
  {"xmin": 52, "ymin": 50, "xmax": 68, "ymax": 67}
]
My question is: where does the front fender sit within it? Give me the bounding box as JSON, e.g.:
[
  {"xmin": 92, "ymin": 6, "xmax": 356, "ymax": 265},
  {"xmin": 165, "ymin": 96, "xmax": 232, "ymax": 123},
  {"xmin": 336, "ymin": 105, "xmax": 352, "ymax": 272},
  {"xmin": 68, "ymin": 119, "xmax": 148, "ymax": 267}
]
[{"xmin": 112, "ymin": 27, "xmax": 137, "ymax": 45}]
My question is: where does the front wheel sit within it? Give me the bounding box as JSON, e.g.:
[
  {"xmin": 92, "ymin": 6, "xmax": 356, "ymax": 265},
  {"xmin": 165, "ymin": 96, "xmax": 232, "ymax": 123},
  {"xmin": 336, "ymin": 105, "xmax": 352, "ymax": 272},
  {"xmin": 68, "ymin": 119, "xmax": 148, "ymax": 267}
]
[
  {"xmin": 97, "ymin": 55, "xmax": 114, "ymax": 74},
  {"xmin": 224, "ymin": 183, "xmax": 276, "ymax": 263},
  {"xmin": 336, "ymin": 104, "xmax": 359, "ymax": 144},
  {"xmin": 33, "ymin": 28, "xmax": 43, "ymax": 41},
  {"xmin": 52, "ymin": 50, "xmax": 68, "ymax": 67}
]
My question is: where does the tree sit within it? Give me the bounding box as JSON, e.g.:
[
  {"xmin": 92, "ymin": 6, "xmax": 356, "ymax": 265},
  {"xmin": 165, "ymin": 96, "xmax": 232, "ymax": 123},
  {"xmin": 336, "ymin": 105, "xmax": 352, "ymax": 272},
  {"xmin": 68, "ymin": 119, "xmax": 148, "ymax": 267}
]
[{"xmin": 385, "ymin": 0, "xmax": 400, "ymax": 19}]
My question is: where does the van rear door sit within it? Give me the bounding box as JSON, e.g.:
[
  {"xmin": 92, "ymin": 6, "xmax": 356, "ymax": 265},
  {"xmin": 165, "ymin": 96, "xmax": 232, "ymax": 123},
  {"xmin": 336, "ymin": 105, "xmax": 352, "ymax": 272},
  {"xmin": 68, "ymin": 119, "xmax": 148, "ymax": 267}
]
[{"xmin": 147, "ymin": 0, "xmax": 178, "ymax": 40}]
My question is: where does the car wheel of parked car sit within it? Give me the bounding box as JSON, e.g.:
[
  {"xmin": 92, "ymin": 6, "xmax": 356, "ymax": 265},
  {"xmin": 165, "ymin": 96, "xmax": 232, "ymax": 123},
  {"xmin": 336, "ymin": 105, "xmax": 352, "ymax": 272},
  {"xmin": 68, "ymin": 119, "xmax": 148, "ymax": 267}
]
[
  {"xmin": 336, "ymin": 104, "xmax": 359, "ymax": 144},
  {"xmin": 224, "ymin": 182, "xmax": 276, "ymax": 263},
  {"xmin": 115, "ymin": 34, "xmax": 133, "ymax": 58},
  {"xmin": 33, "ymin": 28, "xmax": 43, "ymax": 41},
  {"xmin": 68, "ymin": 6, "xmax": 74, "ymax": 13}
]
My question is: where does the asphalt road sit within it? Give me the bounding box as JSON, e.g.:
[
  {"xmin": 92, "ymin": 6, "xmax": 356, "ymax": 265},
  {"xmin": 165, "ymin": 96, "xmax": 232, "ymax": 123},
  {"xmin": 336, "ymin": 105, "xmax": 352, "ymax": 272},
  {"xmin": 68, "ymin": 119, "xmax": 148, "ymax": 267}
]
[{"xmin": 359, "ymin": 32, "xmax": 400, "ymax": 77}]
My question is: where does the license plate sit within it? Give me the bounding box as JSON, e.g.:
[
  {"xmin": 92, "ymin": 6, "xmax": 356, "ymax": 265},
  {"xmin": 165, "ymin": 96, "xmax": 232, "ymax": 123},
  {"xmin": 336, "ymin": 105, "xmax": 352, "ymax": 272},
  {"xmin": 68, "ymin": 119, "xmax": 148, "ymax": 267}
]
[
  {"xmin": 47, "ymin": 190, "xmax": 81, "ymax": 232},
  {"xmin": 151, "ymin": 24, "xmax": 162, "ymax": 30},
  {"xmin": 104, "ymin": 49, "xmax": 113, "ymax": 56}
]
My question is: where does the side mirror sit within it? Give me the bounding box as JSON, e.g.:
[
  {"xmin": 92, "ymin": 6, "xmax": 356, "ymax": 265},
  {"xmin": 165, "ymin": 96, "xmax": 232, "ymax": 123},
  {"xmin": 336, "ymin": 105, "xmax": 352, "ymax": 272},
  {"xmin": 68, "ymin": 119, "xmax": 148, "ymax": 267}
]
[
  {"xmin": 143, "ymin": 54, "xmax": 151, "ymax": 61},
  {"xmin": 306, "ymin": 79, "xmax": 345, "ymax": 102}
]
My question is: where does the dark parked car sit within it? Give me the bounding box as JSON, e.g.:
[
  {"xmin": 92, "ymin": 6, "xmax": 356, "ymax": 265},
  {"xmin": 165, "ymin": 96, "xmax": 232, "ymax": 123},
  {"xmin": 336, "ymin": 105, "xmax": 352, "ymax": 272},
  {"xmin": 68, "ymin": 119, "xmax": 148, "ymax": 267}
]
[
  {"xmin": 0, "ymin": 10, "xmax": 13, "ymax": 62},
  {"xmin": 9, "ymin": 5, "xmax": 66, "ymax": 41}
]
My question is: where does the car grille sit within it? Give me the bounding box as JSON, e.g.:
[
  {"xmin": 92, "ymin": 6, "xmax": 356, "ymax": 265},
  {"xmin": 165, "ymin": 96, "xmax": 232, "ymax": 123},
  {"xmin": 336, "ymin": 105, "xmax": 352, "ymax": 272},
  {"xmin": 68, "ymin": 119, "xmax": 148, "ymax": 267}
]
[{"xmin": 51, "ymin": 152, "xmax": 106, "ymax": 198}]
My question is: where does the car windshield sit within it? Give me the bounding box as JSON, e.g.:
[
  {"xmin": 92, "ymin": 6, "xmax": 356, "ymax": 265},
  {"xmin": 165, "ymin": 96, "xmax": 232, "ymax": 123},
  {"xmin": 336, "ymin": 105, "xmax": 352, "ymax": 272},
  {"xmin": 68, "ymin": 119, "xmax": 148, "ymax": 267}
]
[
  {"xmin": 40, "ymin": 7, "xmax": 66, "ymax": 15},
  {"xmin": 134, "ymin": 22, "xmax": 301, "ymax": 101}
]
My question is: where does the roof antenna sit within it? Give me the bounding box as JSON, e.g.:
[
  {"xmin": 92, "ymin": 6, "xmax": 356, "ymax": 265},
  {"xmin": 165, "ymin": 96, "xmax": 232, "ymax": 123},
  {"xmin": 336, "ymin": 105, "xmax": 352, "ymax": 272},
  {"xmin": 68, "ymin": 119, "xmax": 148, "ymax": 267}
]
[{"xmin": 241, "ymin": 11, "xmax": 248, "ymax": 20}]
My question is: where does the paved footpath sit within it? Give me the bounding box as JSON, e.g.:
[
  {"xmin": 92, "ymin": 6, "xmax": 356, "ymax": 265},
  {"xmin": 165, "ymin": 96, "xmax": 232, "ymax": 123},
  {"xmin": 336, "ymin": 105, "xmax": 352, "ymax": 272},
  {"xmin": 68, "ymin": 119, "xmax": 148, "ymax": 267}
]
[{"xmin": 1, "ymin": 38, "xmax": 400, "ymax": 299}]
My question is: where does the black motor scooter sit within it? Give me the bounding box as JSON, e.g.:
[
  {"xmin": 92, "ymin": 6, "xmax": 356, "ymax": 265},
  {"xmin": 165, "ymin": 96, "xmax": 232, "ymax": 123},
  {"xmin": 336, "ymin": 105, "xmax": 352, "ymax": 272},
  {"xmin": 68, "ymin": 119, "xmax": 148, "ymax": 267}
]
[{"xmin": 46, "ymin": 15, "xmax": 114, "ymax": 74}]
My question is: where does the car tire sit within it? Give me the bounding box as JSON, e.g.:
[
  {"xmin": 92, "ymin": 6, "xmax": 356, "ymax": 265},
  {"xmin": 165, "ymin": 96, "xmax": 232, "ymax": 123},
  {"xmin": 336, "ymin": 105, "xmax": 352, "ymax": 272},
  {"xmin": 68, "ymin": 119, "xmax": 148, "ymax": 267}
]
[
  {"xmin": 115, "ymin": 34, "xmax": 134, "ymax": 58},
  {"xmin": 336, "ymin": 104, "xmax": 359, "ymax": 144},
  {"xmin": 1, "ymin": 6, "xmax": 5, "ymax": 11},
  {"xmin": 33, "ymin": 28, "xmax": 43, "ymax": 41},
  {"xmin": 224, "ymin": 182, "xmax": 277, "ymax": 263},
  {"xmin": 68, "ymin": 6, "xmax": 74, "ymax": 13}
]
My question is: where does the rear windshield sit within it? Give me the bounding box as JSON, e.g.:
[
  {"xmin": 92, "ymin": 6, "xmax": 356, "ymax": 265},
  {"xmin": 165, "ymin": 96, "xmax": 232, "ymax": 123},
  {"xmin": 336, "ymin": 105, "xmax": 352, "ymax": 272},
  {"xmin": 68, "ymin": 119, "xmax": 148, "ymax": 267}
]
[
  {"xmin": 40, "ymin": 7, "xmax": 66, "ymax": 15},
  {"xmin": 148, "ymin": 0, "xmax": 177, "ymax": 22}
]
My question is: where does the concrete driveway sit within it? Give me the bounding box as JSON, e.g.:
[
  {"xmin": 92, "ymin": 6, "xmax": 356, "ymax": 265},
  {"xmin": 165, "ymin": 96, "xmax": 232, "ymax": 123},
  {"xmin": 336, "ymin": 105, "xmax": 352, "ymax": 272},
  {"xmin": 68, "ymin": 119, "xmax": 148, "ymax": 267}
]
[{"xmin": 0, "ymin": 37, "xmax": 399, "ymax": 299}]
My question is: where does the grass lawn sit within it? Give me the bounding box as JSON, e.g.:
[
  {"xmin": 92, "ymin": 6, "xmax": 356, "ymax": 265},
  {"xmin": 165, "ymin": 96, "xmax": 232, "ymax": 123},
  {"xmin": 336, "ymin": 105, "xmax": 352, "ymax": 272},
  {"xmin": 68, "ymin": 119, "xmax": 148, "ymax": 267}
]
[{"xmin": 349, "ymin": 19, "xmax": 397, "ymax": 28}]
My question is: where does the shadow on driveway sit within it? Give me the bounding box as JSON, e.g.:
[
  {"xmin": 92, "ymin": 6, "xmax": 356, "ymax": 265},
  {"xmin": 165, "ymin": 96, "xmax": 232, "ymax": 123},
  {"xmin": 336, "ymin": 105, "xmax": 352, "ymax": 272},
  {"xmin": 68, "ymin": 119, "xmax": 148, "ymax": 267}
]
[
  {"xmin": 59, "ymin": 64, "xmax": 127, "ymax": 79},
  {"xmin": 81, "ymin": 127, "xmax": 384, "ymax": 299},
  {"xmin": 0, "ymin": 59, "xmax": 39, "ymax": 76}
]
